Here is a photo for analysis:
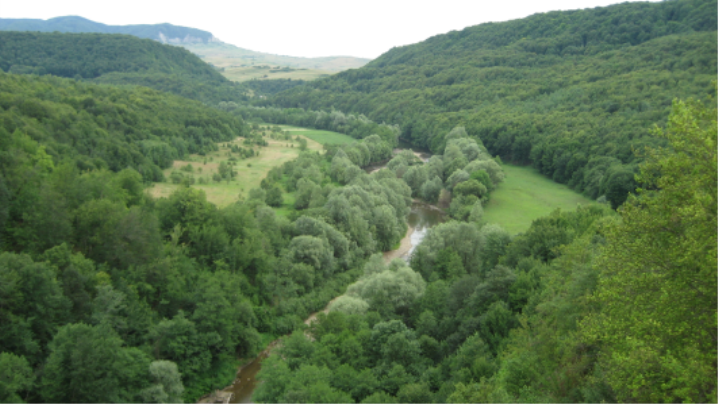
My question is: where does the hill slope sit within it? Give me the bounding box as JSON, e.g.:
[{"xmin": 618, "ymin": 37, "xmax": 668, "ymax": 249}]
[
  {"xmin": 181, "ymin": 42, "xmax": 369, "ymax": 72},
  {"xmin": 0, "ymin": 31, "xmax": 249, "ymax": 103},
  {"xmin": 0, "ymin": 16, "xmax": 370, "ymax": 78},
  {"xmin": 0, "ymin": 15, "xmax": 217, "ymax": 43},
  {"xmin": 269, "ymin": 0, "xmax": 717, "ymax": 206}
]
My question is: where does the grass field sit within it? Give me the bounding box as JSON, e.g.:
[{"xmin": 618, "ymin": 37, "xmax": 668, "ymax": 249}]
[
  {"xmin": 279, "ymin": 125, "xmax": 356, "ymax": 145},
  {"xmin": 483, "ymin": 164, "xmax": 597, "ymax": 235},
  {"xmin": 221, "ymin": 66, "xmax": 333, "ymax": 82},
  {"xmin": 146, "ymin": 131, "xmax": 323, "ymax": 208}
]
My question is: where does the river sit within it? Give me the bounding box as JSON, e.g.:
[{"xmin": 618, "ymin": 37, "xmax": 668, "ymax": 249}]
[{"xmin": 202, "ymin": 152, "xmax": 443, "ymax": 404}]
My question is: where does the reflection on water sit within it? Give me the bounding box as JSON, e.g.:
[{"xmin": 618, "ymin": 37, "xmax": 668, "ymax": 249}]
[{"xmin": 405, "ymin": 201, "xmax": 445, "ymax": 259}]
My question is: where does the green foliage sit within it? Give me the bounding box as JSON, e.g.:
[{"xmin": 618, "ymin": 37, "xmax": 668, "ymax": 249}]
[
  {"xmin": 346, "ymin": 260, "xmax": 426, "ymax": 317},
  {"xmin": 0, "ymin": 31, "xmax": 248, "ymax": 104},
  {"xmin": 40, "ymin": 323, "xmax": 152, "ymax": 402},
  {"xmin": 270, "ymin": 0, "xmax": 717, "ymax": 205},
  {"xmin": 0, "ymin": 352, "xmax": 34, "ymax": 403},
  {"xmin": 581, "ymin": 96, "xmax": 717, "ymax": 402},
  {"xmin": 140, "ymin": 360, "xmax": 185, "ymax": 403},
  {"xmin": 0, "ymin": 71, "xmax": 246, "ymax": 185},
  {"xmin": 223, "ymin": 104, "xmax": 401, "ymax": 146}
]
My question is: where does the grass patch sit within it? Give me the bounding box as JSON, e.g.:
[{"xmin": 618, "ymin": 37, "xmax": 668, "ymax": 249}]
[
  {"xmin": 483, "ymin": 164, "xmax": 597, "ymax": 235},
  {"xmin": 279, "ymin": 125, "xmax": 356, "ymax": 146},
  {"xmin": 274, "ymin": 191, "xmax": 297, "ymax": 218},
  {"xmin": 147, "ymin": 131, "xmax": 322, "ymax": 208},
  {"xmin": 222, "ymin": 66, "xmax": 333, "ymax": 82}
]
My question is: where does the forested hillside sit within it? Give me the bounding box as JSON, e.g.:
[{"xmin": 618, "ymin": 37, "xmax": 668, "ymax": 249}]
[
  {"xmin": 0, "ymin": 32, "xmax": 248, "ymax": 104},
  {"xmin": 269, "ymin": 0, "xmax": 717, "ymax": 207},
  {"xmin": 0, "ymin": 1, "xmax": 716, "ymax": 402},
  {"xmin": 250, "ymin": 95, "xmax": 716, "ymax": 404},
  {"xmin": 0, "ymin": 70, "xmax": 452, "ymax": 402}
]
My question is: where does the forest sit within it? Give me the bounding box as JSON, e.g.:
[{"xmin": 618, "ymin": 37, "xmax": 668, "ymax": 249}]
[
  {"xmin": 0, "ymin": 31, "xmax": 249, "ymax": 104},
  {"xmin": 0, "ymin": 0, "xmax": 716, "ymax": 402},
  {"xmin": 267, "ymin": 0, "xmax": 717, "ymax": 208}
]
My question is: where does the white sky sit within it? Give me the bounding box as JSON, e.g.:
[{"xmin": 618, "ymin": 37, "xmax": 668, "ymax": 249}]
[{"xmin": 2, "ymin": 0, "xmax": 658, "ymax": 59}]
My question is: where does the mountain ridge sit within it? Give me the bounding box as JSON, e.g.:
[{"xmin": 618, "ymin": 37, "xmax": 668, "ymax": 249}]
[
  {"xmin": 0, "ymin": 15, "xmax": 218, "ymax": 44},
  {"xmin": 0, "ymin": 16, "xmax": 370, "ymax": 74}
]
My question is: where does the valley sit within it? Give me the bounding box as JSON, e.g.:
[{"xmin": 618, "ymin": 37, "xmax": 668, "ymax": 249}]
[
  {"xmin": 0, "ymin": 1, "xmax": 715, "ymax": 403},
  {"xmin": 180, "ymin": 42, "xmax": 369, "ymax": 82}
]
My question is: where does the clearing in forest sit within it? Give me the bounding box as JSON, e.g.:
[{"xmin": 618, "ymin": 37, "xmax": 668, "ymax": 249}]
[
  {"xmin": 483, "ymin": 164, "xmax": 598, "ymax": 235},
  {"xmin": 279, "ymin": 125, "xmax": 357, "ymax": 145},
  {"xmin": 146, "ymin": 126, "xmax": 324, "ymax": 207}
]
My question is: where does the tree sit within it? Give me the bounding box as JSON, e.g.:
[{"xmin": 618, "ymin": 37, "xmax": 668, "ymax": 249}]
[
  {"xmin": 0, "ymin": 252, "xmax": 69, "ymax": 366},
  {"xmin": 420, "ymin": 176, "xmax": 443, "ymax": 203},
  {"xmin": 581, "ymin": 96, "xmax": 717, "ymax": 402},
  {"xmin": 140, "ymin": 360, "xmax": 184, "ymax": 403},
  {"xmin": 286, "ymin": 235, "xmax": 335, "ymax": 277},
  {"xmin": 453, "ymin": 179, "xmax": 487, "ymax": 199},
  {"xmin": 0, "ymin": 352, "xmax": 34, "ymax": 403},
  {"xmin": 265, "ymin": 186, "xmax": 284, "ymax": 207},
  {"xmin": 41, "ymin": 323, "xmax": 151, "ymax": 403},
  {"xmin": 328, "ymin": 295, "xmax": 370, "ymax": 315},
  {"xmin": 347, "ymin": 262, "xmax": 426, "ymax": 317}
]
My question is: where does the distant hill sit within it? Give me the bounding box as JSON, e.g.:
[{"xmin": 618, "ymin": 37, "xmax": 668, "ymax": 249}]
[
  {"xmin": 268, "ymin": 0, "xmax": 717, "ymax": 207},
  {"xmin": 0, "ymin": 16, "xmax": 371, "ymax": 80},
  {"xmin": 0, "ymin": 15, "xmax": 217, "ymax": 44},
  {"xmin": 0, "ymin": 31, "xmax": 248, "ymax": 103},
  {"xmin": 180, "ymin": 42, "xmax": 370, "ymax": 73}
]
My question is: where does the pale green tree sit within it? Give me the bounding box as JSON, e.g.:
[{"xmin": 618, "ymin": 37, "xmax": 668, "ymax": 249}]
[{"xmin": 581, "ymin": 97, "xmax": 717, "ymax": 402}]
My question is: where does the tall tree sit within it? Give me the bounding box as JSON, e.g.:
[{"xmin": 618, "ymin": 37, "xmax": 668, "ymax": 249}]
[{"xmin": 582, "ymin": 96, "xmax": 717, "ymax": 402}]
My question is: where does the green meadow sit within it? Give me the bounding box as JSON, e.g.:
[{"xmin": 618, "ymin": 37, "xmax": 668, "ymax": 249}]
[
  {"xmin": 148, "ymin": 130, "xmax": 322, "ymax": 208},
  {"xmin": 483, "ymin": 164, "xmax": 597, "ymax": 235},
  {"xmin": 147, "ymin": 125, "xmax": 352, "ymax": 208},
  {"xmin": 279, "ymin": 125, "xmax": 357, "ymax": 145}
]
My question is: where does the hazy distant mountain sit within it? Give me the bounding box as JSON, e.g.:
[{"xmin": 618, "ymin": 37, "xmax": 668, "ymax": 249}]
[
  {"xmin": 0, "ymin": 15, "xmax": 218, "ymax": 44},
  {"xmin": 180, "ymin": 42, "xmax": 371, "ymax": 72},
  {"xmin": 0, "ymin": 16, "xmax": 371, "ymax": 76}
]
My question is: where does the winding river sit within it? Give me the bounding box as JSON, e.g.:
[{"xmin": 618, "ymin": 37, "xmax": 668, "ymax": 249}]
[{"xmin": 203, "ymin": 150, "xmax": 443, "ymax": 404}]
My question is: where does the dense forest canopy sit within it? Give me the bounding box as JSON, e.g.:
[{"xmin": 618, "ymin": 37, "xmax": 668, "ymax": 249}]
[
  {"xmin": 0, "ymin": 31, "xmax": 249, "ymax": 104},
  {"xmin": 251, "ymin": 95, "xmax": 716, "ymax": 404},
  {"xmin": 267, "ymin": 0, "xmax": 717, "ymax": 206},
  {"xmin": 0, "ymin": 0, "xmax": 716, "ymax": 402},
  {"xmin": 0, "ymin": 72, "xmax": 246, "ymax": 183}
]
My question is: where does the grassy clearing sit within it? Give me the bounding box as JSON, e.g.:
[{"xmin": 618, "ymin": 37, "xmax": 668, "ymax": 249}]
[
  {"xmin": 221, "ymin": 66, "xmax": 333, "ymax": 82},
  {"xmin": 483, "ymin": 164, "xmax": 597, "ymax": 235},
  {"xmin": 279, "ymin": 125, "xmax": 356, "ymax": 145},
  {"xmin": 146, "ymin": 128, "xmax": 323, "ymax": 208}
]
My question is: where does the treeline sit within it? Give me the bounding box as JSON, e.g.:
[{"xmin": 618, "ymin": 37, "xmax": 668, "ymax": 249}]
[
  {"xmin": 0, "ymin": 71, "xmax": 246, "ymax": 183},
  {"xmin": 218, "ymin": 102, "xmax": 401, "ymax": 146},
  {"xmin": 0, "ymin": 72, "xmax": 433, "ymax": 402},
  {"xmin": 252, "ymin": 96, "xmax": 717, "ymax": 403},
  {"xmin": 0, "ymin": 31, "xmax": 249, "ymax": 104},
  {"xmin": 241, "ymin": 78, "xmax": 309, "ymax": 96},
  {"xmin": 267, "ymin": 0, "xmax": 717, "ymax": 208}
]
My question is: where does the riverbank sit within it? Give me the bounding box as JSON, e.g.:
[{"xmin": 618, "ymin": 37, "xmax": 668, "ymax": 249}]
[
  {"xmin": 198, "ymin": 220, "xmax": 421, "ymax": 403},
  {"xmin": 199, "ymin": 200, "xmax": 444, "ymax": 404}
]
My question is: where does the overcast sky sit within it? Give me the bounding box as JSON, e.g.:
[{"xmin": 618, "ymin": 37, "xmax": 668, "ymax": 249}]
[{"xmin": 2, "ymin": 0, "xmax": 657, "ymax": 59}]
